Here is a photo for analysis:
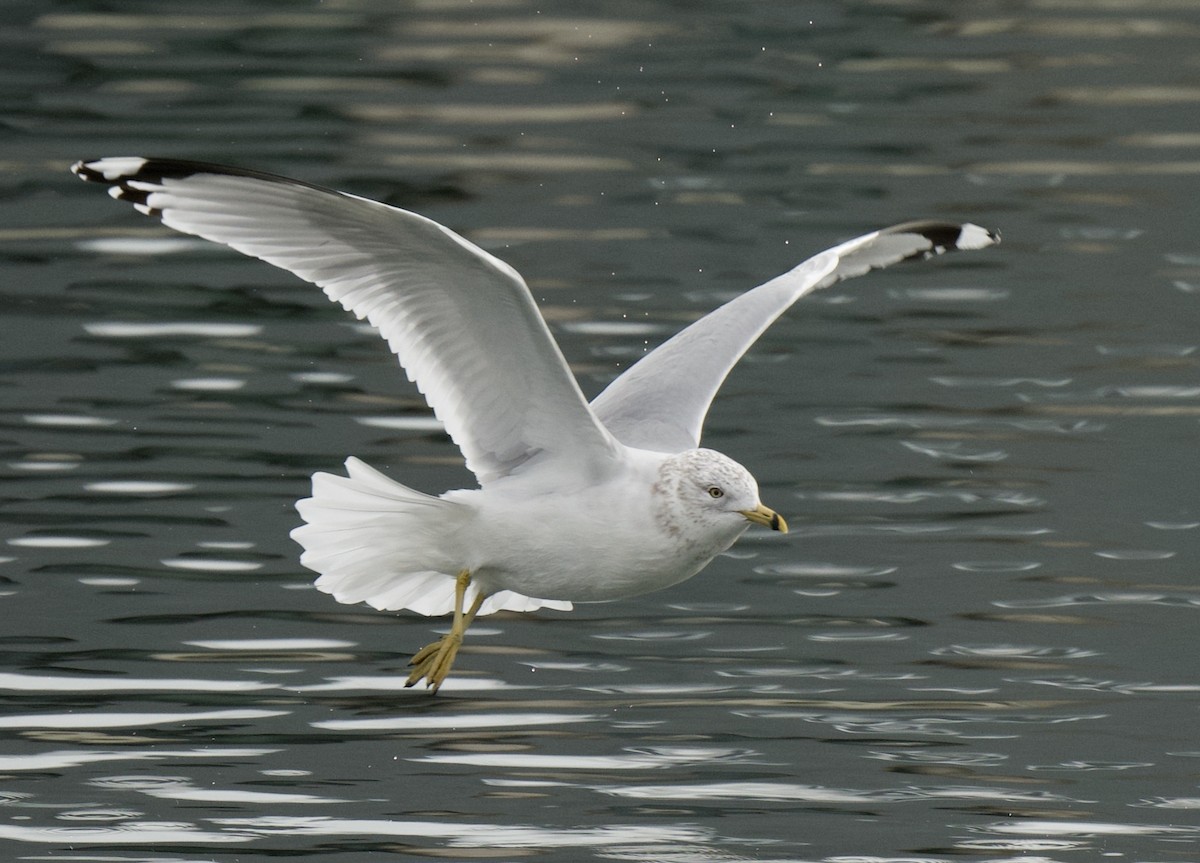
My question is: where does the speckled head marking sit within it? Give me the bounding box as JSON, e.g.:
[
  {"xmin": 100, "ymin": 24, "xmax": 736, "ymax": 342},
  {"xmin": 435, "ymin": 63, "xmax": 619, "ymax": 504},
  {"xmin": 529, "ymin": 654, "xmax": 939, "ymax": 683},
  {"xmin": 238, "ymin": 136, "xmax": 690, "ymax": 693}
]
[{"xmin": 652, "ymin": 448, "xmax": 763, "ymax": 544}]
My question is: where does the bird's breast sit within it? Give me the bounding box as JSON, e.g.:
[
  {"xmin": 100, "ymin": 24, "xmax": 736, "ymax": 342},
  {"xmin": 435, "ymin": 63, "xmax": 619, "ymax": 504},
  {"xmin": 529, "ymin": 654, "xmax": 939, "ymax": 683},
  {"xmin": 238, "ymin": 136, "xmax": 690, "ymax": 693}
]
[{"xmin": 461, "ymin": 479, "xmax": 732, "ymax": 603}]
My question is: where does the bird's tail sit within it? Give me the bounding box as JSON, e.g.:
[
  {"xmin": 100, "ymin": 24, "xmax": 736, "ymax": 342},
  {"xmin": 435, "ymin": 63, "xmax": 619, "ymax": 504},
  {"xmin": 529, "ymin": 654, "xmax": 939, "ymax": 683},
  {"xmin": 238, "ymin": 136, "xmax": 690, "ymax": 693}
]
[{"xmin": 291, "ymin": 457, "xmax": 571, "ymax": 616}]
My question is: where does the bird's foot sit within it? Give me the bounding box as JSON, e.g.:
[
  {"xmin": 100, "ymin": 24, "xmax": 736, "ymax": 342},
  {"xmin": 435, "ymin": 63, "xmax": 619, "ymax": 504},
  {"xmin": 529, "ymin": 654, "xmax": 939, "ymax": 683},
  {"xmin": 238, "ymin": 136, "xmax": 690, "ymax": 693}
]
[
  {"xmin": 406, "ymin": 631, "xmax": 463, "ymax": 693},
  {"xmin": 404, "ymin": 569, "xmax": 485, "ymax": 694}
]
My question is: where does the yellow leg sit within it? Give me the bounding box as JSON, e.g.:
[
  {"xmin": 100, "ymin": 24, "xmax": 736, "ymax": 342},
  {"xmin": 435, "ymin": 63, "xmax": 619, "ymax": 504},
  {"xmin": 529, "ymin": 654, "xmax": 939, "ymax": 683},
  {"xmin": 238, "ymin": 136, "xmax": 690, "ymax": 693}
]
[{"xmin": 406, "ymin": 569, "xmax": 487, "ymax": 693}]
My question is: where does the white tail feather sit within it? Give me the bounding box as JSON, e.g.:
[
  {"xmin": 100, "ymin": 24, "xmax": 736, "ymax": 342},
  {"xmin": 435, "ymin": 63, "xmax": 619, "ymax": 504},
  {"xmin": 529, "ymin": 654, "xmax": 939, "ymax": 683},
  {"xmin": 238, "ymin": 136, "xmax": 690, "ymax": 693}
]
[{"xmin": 291, "ymin": 457, "xmax": 571, "ymax": 616}]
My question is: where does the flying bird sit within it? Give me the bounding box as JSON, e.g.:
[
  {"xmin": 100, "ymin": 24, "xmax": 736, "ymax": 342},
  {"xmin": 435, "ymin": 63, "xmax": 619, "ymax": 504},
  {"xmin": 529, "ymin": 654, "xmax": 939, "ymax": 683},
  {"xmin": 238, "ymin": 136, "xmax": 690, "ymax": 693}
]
[{"xmin": 73, "ymin": 157, "xmax": 997, "ymax": 691}]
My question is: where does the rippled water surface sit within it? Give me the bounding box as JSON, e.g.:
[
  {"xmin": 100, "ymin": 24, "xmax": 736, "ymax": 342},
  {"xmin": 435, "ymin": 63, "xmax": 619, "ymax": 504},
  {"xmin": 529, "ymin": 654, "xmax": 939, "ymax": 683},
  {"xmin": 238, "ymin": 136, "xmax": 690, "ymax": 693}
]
[{"xmin": 5, "ymin": 1, "xmax": 1200, "ymax": 860}]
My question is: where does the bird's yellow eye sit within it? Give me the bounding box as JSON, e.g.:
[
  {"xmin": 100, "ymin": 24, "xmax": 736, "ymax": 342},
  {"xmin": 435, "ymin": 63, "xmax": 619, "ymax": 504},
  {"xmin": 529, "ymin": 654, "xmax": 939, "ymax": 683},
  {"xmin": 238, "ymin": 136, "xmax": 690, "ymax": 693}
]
[{"xmin": 707, "ymin": 486, "xmax": 724, "ymax": 499}]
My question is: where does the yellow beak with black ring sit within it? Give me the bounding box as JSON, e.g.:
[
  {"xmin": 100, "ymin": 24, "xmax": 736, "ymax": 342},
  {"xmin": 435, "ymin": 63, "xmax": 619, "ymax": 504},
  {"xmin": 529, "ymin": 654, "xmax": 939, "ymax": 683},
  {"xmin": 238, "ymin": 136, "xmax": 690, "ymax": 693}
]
[{"xmin": 740, "ymin": 503, "xmax": 788, "ymax": 533}]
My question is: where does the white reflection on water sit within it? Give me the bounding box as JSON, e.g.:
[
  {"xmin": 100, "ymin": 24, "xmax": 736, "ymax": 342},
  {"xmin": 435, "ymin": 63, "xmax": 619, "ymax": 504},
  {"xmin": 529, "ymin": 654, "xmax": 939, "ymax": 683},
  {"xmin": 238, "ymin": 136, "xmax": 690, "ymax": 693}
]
[
  {"xmin": 412, "ymin": 746, "xmax": 756, "ymax": 771},
  {"xmin": 930, "ymin": 375, "xmax": 1072, "ymax": 387},
  {"xmin": 0, "ymin": 748, "xmax": 274, "ymax": 772},
  {"xmin": 596, "ymin": 781, "xmax": 1085, "ymax": 805},
  {"xmin": 160, "ymin": 557, "xmax": 264, "ymax": 572},
  {"xmin": 560, "ymin": 320, "xmax": 668, "ymax": 336},
  {"xmin": 0, "ymin": 822, "xmax": 253, "ymax": 844},
  {"xmin": 56, "ymin": 808, "xmax": 144, "ymax": 821},
  {"xmin": 870, "ymin": 524, "xmax": 1051, "ymax": 538},
  {"xmin": 355, "ymin": 415, "xmax": 446, "ymax": 431},
  {"xmin": 1096, "ymin": 343, "xmax": 1197, "ymax": 357},
  {"xmin": 291, "ymin": 675, "xmax": 522, "ymax": 692},
  {"xmin": 8, "ymin": 459, "xmax": 81, "ymax": 471},
  {"xmin": 0, "ymin": 672, "xmax": 276, "ymax": 692},
  {"xmin": 900, "ymin": 440, "xmax": 1008, "ymax": 462},
  {"xmin": 952, "ymin": 560, "xmax": 1042, "ymax": 572},
  {"xmin": 187, "ymin": 638, "xmax": 355, "ymax": 650},
  {"xmin": 83, "ymin": 322, "xmax": 263, "ymax": 338},
  {"xmin": 170, "ymin": 377, "xmax": 246, "ymax": 391},
  {"xmin": 592, "ymin": 630, "xmax": 711, "ymax": 641},
  {"xmin": 1093, "ymin": 548, "xmax": 1175, "ymax": 560},
  {"xmin": 1018, "ymin": 675, "xmax": 1200, "ymax": 695},
  {"xmin": 1029, "ymin": 760, "xmax": 1150, "ymax": 772},
  {"xmin": 77, "ymin": 237, "xmax": 208, "ymax": 255},
  {"xmin": 995, "ymin": 592, "xmax": 1200, "ymax": 609},
  {"xmin": 956, "ymin": 838, "xmax": 1086, "ymax": 852},
  {"xmin": 0, "ymin": 709, "xmax": 286, "ymax": 729},
  {"xmin": 815, "ymin": 414, "xmax": 1105, "ymax": 434},
  {"xmin": 809, "ymin": 632, "xmax": 908, "ymax": 643},
  {"xmin": 84, "ymin": 480, "xmax": 194, "ymax": 494},
  {"xmin": 866, "ymin": 749, "xmax": 1007, "ymax": 767},
  {"xmin": 1102, "ymin": 385, "xmax": 1200, "ymax": 398},
  {"xmin": 522, "ymin": 659, "xmax": 631, "ymax": 672},
  {"xmin": 214, "ymin": 815, "xmax": 712, "ymax": 848},
  {"xmin": 22, "ymin": 414, "xmax": 119, "ymax": 428},
  {"xmin": 290, "ymin": 370, "xmax": 355, "ymax": 384},
  {"xmin": 886, "ymin": 287, "xmax": 1009, "ymax": 302},
  {"xmin": 579, "ymin": 682, "xmax": 739, "ymax": 695},
  {"xmin": 90, "ymin": 775, "xmax": 344, "ymax": 805},
  {"xmin": 1140, "ymin": 796, "xmax": 1200, "ymax": 809},
  {"xmin": 733, "ymin": 710, "xmax": 1104, "ymax": 740},
  {"xmin": 802, "ymin": 488, "xmax": 1043, "ymax": 507},
  {"xmin": 313, "ymin": 712, "xmax": 599, "ymax": 731},
  {"xmin": 978, "ymin": 819, "xmax": 1200, "ymax": 838},
  {"xmin": 7, "ymin": 535, "xmax": 111, "ymax": 548},
  {"xmin": 929, "ymin": 644, "xmax": 1100, "ymax": 660},
  {"xmin": 603, "ymin": 782, "xmax": 879, "ymax": 804},
  {"xmin": 753, "ymin": 562, "xmax": 896, "ymax": 577}
]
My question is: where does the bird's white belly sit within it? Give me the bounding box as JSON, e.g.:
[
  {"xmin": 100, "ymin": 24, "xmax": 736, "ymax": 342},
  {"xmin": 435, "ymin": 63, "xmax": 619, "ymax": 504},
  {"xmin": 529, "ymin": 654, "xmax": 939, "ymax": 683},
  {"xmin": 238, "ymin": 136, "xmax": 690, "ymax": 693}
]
[{"xmin": 456, "ymin": 484, "xmax": 745, "ymax": 604}]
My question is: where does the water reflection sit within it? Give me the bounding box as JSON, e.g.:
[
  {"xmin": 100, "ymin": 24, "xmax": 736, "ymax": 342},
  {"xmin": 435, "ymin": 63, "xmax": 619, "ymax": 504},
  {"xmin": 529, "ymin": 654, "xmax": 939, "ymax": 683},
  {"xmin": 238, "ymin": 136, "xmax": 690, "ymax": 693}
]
[
  {"xmin": 89, "ymin": 774, "xmax": 345, "ymax": 805},
  {"xmin": 0, "ymin": 672, "xmax": 275, "ymax": 692},
  {"xmin": 596, "ymin": 781, "xmax": 1086, "ymax": 806},
  {"xmin": 0, "ymin": 708, "xmax": 287, "ymax": 730},
  {"xmin": 0, "ymin": 822, "xmax": 254, "ymax": 845},
  {"xmin": 9, "ymin": 0, "xmax": 1200, "ymax": 859},
  {"xmin": 996, "ymin": 592, "xmax": 1200, "ymax": 609},
  {"xmin": 0, "ymin": 747, "xmax": 275, "ymax": 772},
  {"xmin": 214, "ymin": 816, "xmax": 715, "ymax": 849},
  {"xmin": 313, "ymin": 712, "xmax": 599, "ymax": 732},
  {"xmin": 412, "ymin": 747, "xmax": 755, "ymax": 770}
]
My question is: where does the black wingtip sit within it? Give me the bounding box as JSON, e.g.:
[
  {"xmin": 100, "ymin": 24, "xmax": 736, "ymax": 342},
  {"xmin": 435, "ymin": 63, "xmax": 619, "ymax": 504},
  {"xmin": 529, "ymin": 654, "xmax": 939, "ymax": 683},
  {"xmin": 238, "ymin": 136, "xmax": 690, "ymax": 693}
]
[
  {"xmin": 71, "ymin": 157, "xmax": 338, "ymax": 218},
  {"xmin": 73, "ymin": 156, "xmax": 339, "ymax": 186},
  {"xmin": 73, "ymin": 156, "xmax": 218, "ymax": 187},
  {"xmin": 882, "ymin": 220, "xmax": 1000, "ymax": 261},
  {"xmin": 72, "ymin": 157, "xmax": 163, "ymax": 216}
]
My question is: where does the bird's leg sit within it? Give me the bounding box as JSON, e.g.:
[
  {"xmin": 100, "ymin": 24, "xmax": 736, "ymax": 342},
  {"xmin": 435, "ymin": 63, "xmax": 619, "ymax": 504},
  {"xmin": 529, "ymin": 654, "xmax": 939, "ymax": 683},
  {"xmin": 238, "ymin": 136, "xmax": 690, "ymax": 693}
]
[{"xmin": 406, "ymin": 569, "xmax": 487, "ymax": 693}]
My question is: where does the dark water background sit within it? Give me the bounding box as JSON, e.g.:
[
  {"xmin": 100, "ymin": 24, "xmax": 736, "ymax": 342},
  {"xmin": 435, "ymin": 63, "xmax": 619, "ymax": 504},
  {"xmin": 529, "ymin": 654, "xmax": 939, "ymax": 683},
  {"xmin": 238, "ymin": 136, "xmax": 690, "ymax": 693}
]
[{"xmin": 4, "ymin": 1, "xmax": 1200, "ymax": 859}]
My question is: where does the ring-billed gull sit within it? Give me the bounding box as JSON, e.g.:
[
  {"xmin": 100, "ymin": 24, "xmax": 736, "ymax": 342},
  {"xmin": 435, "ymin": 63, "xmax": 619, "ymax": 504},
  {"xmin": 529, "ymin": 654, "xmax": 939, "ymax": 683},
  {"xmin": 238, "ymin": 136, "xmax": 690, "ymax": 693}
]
[{"xmin": 72, "ymin": 157, "xmax": 997, "ymax": 691}]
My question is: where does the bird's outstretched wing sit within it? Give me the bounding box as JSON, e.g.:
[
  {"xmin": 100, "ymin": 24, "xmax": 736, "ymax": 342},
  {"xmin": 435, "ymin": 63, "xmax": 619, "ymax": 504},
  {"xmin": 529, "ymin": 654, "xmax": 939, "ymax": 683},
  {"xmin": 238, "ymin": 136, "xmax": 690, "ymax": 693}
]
[
  {"xmin": 73, "ymin": 158, "xmax": 619, "ymax": 485},
  {"xmin": 590, "ymin": 221, "xmax": 998, "ymax": 452}
]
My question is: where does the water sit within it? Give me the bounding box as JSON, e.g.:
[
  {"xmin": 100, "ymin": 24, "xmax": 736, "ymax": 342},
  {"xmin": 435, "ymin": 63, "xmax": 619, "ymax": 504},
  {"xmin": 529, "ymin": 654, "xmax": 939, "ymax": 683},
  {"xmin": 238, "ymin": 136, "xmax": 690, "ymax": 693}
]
[{"xmin": 4, "ymin": 0, "xmax": 1200, "ymax": 859}]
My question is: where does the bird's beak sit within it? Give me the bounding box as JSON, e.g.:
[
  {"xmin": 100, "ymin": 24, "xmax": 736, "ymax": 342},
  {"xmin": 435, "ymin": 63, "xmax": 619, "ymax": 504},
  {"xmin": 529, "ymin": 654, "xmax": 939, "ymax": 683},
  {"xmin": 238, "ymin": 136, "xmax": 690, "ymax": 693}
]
[{"xmin": 740, "ymin": 503, "xmax": 788, "ymax": 533}]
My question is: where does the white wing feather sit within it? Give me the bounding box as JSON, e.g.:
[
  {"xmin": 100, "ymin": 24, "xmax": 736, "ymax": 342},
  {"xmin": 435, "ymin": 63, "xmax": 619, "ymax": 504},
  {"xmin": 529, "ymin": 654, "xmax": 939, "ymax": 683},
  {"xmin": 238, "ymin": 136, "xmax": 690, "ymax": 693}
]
[
  {"xmin": 72, "ymin": 157, "xmax": 619, "ymax": 486},
  {"xmin": 591, "ymin": 221, "xmax": 998, "ymax": 452}
]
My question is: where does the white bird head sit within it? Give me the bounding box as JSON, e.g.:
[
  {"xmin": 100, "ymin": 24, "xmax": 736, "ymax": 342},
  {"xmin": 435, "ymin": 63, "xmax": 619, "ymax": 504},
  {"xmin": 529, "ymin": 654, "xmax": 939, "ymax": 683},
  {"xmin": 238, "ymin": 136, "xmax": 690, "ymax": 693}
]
[{"xmin": 655, "ymin": 448, "xmax": 787, "ymax": 539}]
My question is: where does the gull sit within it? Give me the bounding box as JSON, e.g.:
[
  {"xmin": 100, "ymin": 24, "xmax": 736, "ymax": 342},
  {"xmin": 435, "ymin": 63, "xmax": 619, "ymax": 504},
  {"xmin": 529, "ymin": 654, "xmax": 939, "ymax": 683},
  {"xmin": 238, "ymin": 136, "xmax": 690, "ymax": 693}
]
[{"xmin": 72, "ymin": 157, "xmax": 997, "ymax": 691}]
